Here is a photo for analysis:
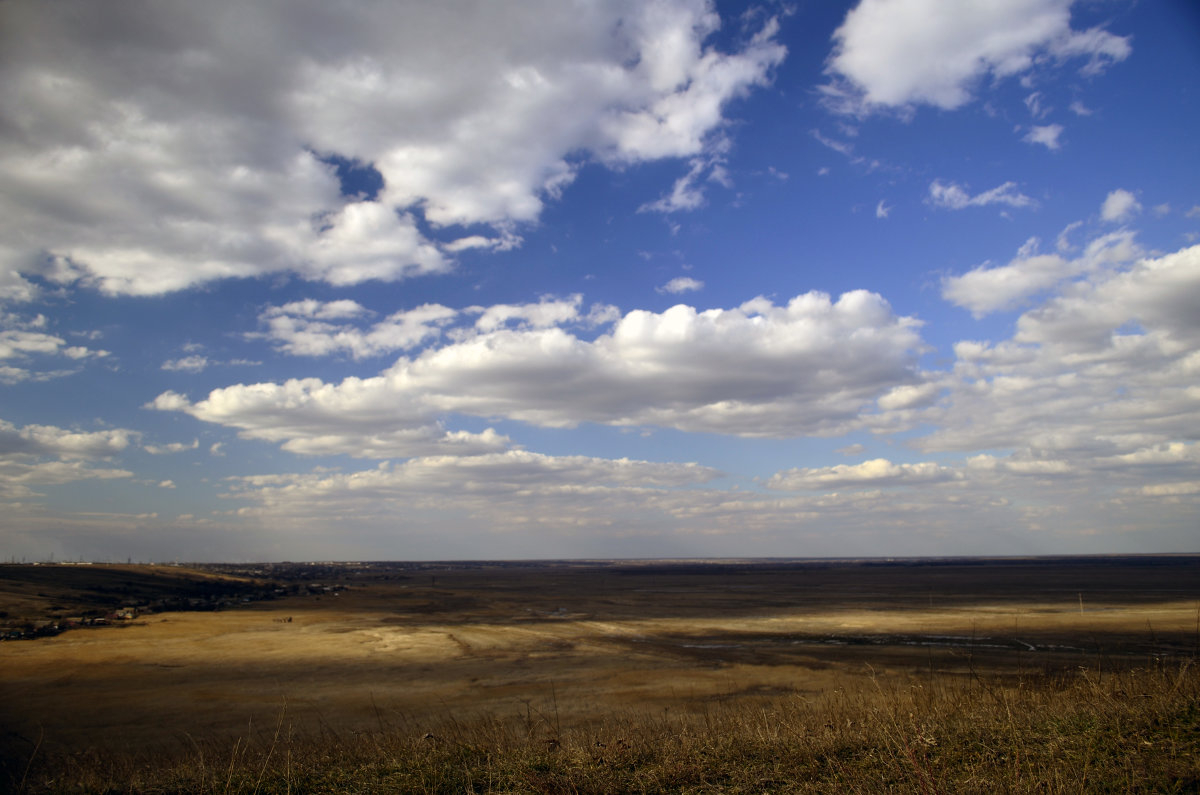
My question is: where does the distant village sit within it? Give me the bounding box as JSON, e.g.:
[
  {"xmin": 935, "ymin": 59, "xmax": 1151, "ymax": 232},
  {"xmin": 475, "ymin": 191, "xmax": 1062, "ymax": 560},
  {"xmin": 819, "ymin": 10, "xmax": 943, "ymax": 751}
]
[
  {"xmin": 0, "ymin": 562, "xmax": 349, "ymax": 641},
  {"xmin": 1, "ymin": 558, "xmax": 645, "ymax": 642}
]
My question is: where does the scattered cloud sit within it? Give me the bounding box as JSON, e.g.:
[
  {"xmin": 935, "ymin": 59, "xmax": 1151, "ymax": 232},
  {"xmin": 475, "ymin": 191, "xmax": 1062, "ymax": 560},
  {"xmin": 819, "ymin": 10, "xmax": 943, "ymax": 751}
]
[
  {"xmin": 148, "ymin": 385, "xmax": 513, "ymax": 460},
  {"xmin": 823, "ymin": 0, "xmax": 1130, "ymax": 114},
  {"xmin": 162, "ymin": 355, "xmax": 209, "ymax": 373},
  {"xmin": 1139, "ymin": 481, "xmax": 1200, "ymax": 497},
  {"xmin": 252, "ymin": 295, "xmax": 624, "ymax": 361},
  {"xmin": 928, "ymin": 180, "xmax": 1035, "ymax": 211},
  {"xmin": 0, "ymin": 419, "xmax": 134, "ymax": 459},
  {"xmin": 640, "ymin": 161, "xmax": 709, "ymax": 214},
  {"xmin": 221, "ymin": 451, "xmax": 729, "ymax": 543},
  {"xmin": 1023, "ymin": 124, "xmax": 1064, "ymax": 150},
  {"xmin": 657, "ymin": 277, "xmax": 705, "ymax": 295},
  {"xmin": 254, "ymin": 300, "xmax": 456, "ymax": 359},
  {"xmin": 0, "ymin": 315, "xmax": 109, "ymax": 383},
  {"xmin": 0, "ymin": 460, "xmax": 134, "ymax": 500},
  {"xmin": 811, "ymin": 129, "xmax": 855, "ymax": 158},
  {"xmin": 640, "ymin": 154, "xmax": 733, "ymax": 214},
  {"xmin": 1101, "ymin": 189, "xmax": 1141, "ymax": 222},
  {"xmin": 144, "ymin": 439, "xmax": 199, "ymax": 455},
  {"xmin": 876, "ymin": 382, "xmax": 940, "ymax": 412},
  {"xmin": 0, "ymin": 330, "xmax": 69, "ymax": 360},
  {"xmin": 468, "ymin": 295, "xmax": 604, "ymax": 333},
  {"xmin": 1024, "ymin": 92, "xmax": 1050, "ymax": 119},
  {"xmin": 237, "ymin": 451, "xmax": 721, "ymax": 497},
  {"xmin": 875, "ymin": 200, "xmax": 891, "ymax": 219},
  {"xmin": 0, "ymin": 418, "xmax": 135, "ymax": 499},
  {"xmin": 1056, "ymin": 221, "xmax": 1084, "ymax": 253},
  {"xmin": 768, "ymin": 458, "xmax": 959, "ymax": 490},
  {"xmin": 1051, "ymin": 22, "xmax": 1133, "ymax": 76}
]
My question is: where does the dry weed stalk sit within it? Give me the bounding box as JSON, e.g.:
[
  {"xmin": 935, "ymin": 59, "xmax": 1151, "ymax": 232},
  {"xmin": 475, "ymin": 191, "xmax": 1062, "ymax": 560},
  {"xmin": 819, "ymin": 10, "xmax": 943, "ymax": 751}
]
[{"xmin": 8, "ymin": 661, "xmax": 1199, "ymax": 793}]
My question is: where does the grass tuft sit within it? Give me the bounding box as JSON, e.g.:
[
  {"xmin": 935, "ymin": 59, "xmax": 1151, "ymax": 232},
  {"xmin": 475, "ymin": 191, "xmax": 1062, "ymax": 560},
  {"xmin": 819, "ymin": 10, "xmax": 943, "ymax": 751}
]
[{"xmin": 9, "ymin": 661, "xmax": 1198, "ymax": 793}]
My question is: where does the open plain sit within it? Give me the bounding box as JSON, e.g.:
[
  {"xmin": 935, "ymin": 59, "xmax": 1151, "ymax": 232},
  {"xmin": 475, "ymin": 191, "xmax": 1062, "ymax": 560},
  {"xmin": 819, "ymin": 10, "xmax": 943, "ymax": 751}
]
[{"xmin": 2, "ymin": 556, "xmax": 1199, "ymax": 790}]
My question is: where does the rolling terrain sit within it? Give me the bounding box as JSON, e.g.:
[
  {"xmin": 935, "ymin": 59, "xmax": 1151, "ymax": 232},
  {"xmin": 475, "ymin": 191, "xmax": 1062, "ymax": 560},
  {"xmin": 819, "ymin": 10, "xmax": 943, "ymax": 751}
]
[{"xmin": 2, "ymin": 556, "xmax": 1198, "ymax": 791}]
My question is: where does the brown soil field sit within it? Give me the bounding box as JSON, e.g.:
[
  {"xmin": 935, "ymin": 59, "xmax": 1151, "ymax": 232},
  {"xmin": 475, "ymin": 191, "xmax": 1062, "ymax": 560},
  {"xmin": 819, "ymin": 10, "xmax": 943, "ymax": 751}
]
[{"xmin": 2, "ymin": 557, "xmax": 1198, "ymax": 771}]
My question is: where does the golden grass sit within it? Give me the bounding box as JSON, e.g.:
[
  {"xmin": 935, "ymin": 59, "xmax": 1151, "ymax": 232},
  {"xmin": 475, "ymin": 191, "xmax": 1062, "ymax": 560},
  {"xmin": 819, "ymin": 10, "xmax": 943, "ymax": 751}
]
[
  {"xmin": 5, "ymin": 593, "xmax": 1196, "ymax": 754},
  {"xmin": 3, "ymin": 559, "xmax": 1198, "ymax": 792},
  {"xmin": 10, "ymin": 661, "xmax": 1198, "ymax": 793}
]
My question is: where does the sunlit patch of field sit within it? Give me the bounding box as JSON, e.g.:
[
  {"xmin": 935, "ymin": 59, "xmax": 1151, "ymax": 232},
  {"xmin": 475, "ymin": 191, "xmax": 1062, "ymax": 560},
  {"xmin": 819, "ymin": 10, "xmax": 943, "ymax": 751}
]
[{"xmin": 3, "ymin": 558, "xmax": 1198, "ymax": 768}]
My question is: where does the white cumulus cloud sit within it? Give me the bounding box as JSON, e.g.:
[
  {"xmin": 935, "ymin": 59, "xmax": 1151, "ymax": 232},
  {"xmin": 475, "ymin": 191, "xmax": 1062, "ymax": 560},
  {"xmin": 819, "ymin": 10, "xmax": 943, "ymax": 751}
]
[
  {"xmin": 0, "ymin": 0, "xmax": 785, "ymax": 299},
  {"xmin": 0, "ymin": 419, "xmax": 134, "ymax": 459},
  {"xmin": 255, "ymin": 301, "xmax": 457, "ymax": 359},
  {"xmin": 1101, "ymin": 189, "xmax": 1141, "ymax": 222},
  {"xmin": 942, "ymin": 230, "xmax": 1140, "ymax": 316},
  {"xmin": 0, "ymin": 418, "xmax": 135, "ymax": 499},
  {"xmin": 823, "ymin": 0, "xmax": 1130, "ymax": 114},
  {"xmin": 920, "ymin": 242, "xmax": 1200, "ymax": 458},
  {"xmin": 154, "ymin": 290, "xmax": 928, "ymax": 456}
]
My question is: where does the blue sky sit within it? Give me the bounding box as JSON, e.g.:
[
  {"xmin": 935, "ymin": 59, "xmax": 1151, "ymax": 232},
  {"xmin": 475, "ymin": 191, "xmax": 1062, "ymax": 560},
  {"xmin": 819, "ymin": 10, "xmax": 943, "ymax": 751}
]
[{"xmin": 1, "ymin": 0, "xmax": 1198, "ymax": 562}]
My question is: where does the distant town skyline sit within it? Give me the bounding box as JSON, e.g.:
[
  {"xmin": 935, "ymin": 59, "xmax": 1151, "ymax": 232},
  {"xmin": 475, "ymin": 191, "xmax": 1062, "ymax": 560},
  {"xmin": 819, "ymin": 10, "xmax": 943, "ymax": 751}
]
[{"xmin": 1, "ymin": 0, "xmax": 1197, "ymax": 561}]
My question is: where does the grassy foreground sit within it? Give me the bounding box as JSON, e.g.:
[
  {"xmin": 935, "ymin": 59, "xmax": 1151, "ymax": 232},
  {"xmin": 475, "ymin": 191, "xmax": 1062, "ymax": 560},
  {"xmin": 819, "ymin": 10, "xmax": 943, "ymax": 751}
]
[{"xmin": 12, "ymin": 661, "xmax": 1198, "ymax": 794}]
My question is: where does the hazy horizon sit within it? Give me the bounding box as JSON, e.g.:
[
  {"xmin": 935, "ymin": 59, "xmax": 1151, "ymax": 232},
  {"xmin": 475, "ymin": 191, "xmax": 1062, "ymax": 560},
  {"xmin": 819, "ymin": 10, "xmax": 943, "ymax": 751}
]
[{"xmin": 9, "ymin": 553, "xmax": 1199, "ymax": 569}]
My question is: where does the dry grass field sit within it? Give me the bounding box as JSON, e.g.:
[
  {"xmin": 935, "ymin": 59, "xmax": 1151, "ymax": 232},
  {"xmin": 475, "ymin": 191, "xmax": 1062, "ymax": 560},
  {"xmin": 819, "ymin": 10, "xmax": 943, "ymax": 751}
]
[{"xmin": 1, "ymin": 557, "xmax": 1198, "ymax": 792}]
